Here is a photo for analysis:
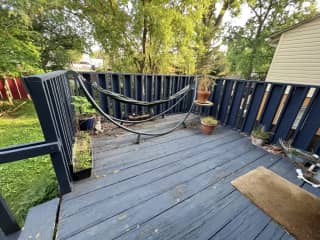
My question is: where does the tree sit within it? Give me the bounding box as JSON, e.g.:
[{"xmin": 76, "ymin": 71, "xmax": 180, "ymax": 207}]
[
  {"xmin": 195, "ymin": 0, "xmax": 242, "ymax": 74},
  {"xmin": 0, "ymin": 0, "xmax": 88, "ymax": 77},
  {"xmin": 225, "ymin": 0, "xmax": 317, "ymax": 79},
  {"xmin": 0, "ymin": 2, "xmax": 41, "ymax": 77},
  {"xmin": 74, "ymin": 0, "xmax": 242, "ymax": 74},
  {"xmin": 31, "ymin": 1, "xmax": 89, "ymax": 71}
]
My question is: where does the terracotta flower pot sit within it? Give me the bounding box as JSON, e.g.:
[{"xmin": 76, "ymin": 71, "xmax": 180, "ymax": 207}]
[
  {"xmin": 197, "ymin": 90, "xmax": 211, "ymax": 103},
  {"xmin": 201, "ymin": 121, "xmax": 217, "ymax": 135}
]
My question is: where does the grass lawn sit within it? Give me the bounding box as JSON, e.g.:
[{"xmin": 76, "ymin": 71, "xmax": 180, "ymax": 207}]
[{"xmin": 0, "ymin": 100, "xmax": 58, "ymax": 226}]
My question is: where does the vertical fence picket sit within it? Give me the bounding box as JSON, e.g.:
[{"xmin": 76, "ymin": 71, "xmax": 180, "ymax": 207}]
[
  {"xmin": 211, "ymin": 79, "xmax": 223, "ymax": 117},
  {"xmin": 173, "ymin": 76, "xmax": 179, "ymax": 113},
  {"xmin": 218, "ymin": 80, "xmax": 234, "ymax": 124},
  {"xmin": 241, "ymin": 82, "xmax": 266, "ymax": 134},
  {"xmin": 259, "ymin": 84, "xmax": 286, "ymax": 131},
  {"xmin": 164, "ymin": 76, "xmax": 171, "ymax": 115},
  {"xmin": 124, "ymin": 74, "xmax": 132, "ymax": 118},
  {"xmin": 81, "ymin": 72, "xmax": 93, "ymax": 96},
  {"xmin": 111, "ymin": 73, "xmax": 121, "ymax": 119},
  {"xmin": 135, "ymin": 74, "xmax": 143, "ymax": 115},
  {"xmin": 98, "ymin": 73, "xmax": 109, "ymax": 114},
  {"xmin": 146, "ymin": 75, "xmax": 153, "ymax": 115},
  {"xmin": 292, "ymin": 88, "xmax": 320, "ymax": 150},
  {"xmin": 155, "ymin": 75, "xmax": 162, "ymax": 115},
  {"xmin": 226, "ymin": 81, "xmax": 245, "ymax": 128},
  {"xmin": 272, "ymin": 86, "xmax": 309, "ymax": 143}
]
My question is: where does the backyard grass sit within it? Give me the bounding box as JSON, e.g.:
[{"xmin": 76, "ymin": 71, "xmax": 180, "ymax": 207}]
[{"xmin": 0, "ymin": 100, "xmax": 58, "ymax": 226}]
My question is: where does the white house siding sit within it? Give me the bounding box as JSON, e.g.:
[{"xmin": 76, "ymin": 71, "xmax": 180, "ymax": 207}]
[{"xmin": 266, "ymin": 17, "xmax": 320, "ymax": 86}]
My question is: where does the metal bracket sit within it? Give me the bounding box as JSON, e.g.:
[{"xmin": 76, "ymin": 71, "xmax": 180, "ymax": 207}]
[
  {"xmin": 182, "ymin": 122, "xmax": 187, "ymax": 128},
  {"xmin": 136, "ymin": 134, "xmax": 141, "ymax": 144}
]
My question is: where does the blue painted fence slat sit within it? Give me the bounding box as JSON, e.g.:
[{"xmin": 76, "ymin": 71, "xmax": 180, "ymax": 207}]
[
  {"xmin": 164, "ymin": 76, "xmax": 171, "ymax": 114},
  {"xmin": 211, "ymin": 79, "xmax": 223, "ymax": 117},
  {"xmin": 124, "ymin": 74, "xmax": 132, "ymax": 117},
  {"xmin": 81, "ymin": 72, "xmax": 93, "ymax": 96},
  {"xmin": 111, "ymin": 74, "xmax": 121, "ymax": 119},
  {"xmin": 135, "ymin": 74, "xmax": 143, "ymax": 114},
  {"xmin": 272, "ymin": 86, "xmax": 308, "ymax": 143},
  {"xmin": 146, "ymin": 75, "xmax": 153, "ymax": 114},
  {"xmin": 98, "ymin": 73, "xmax": 109, "ymax": 114},
  {"xmin": 292, "ymin": 88, "xmax": 320, "ymax": 150},
  {"xmin": 259, "ymin": 84, "xmax": 286, "ymax": 131},
  {"xmin": 226, "ymin": 81, "xmax": 245, "ymax": 128},
  {"xmin": 242, "ymin": 82, "xmax": 266, "ymax": 134},
  {"xmin": 218, "ymin": 80, "xmax": 234, "ymax": 124},
  {"xmin": 155, "ymin": 75, "xmax": 162, "ymax": 115}
]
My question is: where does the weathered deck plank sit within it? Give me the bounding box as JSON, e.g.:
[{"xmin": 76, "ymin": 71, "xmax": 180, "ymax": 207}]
[
  {"xmin": 56, "ymin": 117, "xmax": 320, "ymax": 240},
  {"xmin": 60, "ymin": 131, "xmax": 242, "ymax": 217}
]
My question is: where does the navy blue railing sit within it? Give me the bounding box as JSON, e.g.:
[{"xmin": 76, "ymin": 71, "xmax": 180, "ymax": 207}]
[
  {"xmin": 212, "ymin": 78, "xmax": 320, "ymax": 154},
  {"xmin": 0, "ymin": 71, "xmax": 74, "ymax": 235},
  {"xmin": 1, "ymin": 71, "xmax": 320, "ymax": 236}
]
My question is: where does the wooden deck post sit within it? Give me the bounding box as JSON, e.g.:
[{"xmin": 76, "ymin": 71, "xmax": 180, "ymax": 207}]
[{"xmin": 0, "ymin": 196, "xmax": 20, "ymax": 235}]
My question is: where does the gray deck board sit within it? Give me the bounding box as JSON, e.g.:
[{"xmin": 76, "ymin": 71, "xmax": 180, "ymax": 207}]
[
  {"xmin": 18, "ymin": 198, "xmax": 59, "ymax": 240},
  {"xmin": 56, "ymin": 116, "xmax": 320, "ymax": 240}
]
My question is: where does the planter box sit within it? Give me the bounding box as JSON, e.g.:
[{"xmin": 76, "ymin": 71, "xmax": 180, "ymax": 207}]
[
  {"xmin": 72, "ymin": 168, "xmax": 92, "ymax": 181},
  {"xmin": 72, "ymin": 133, "xmax": 93, "ymax": 181}
]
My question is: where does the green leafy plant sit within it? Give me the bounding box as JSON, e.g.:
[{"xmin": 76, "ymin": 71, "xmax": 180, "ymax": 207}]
[
  {"xmin": 73, "ymin": 131, "xmax": 92, "ymax": 171},
  {"xmin": 201, "ymin": 116, "xmax": 218, "ymax": 125},
  {"xmin": 71, "ymin": 96, "xmax": 96, "ymax": 116},
  {"xmin": 251, "ymin": 125, "xmax": 271, "ymax": 140},
  {"xmin": 198, "ymin": 75, "xmax": 215, "ymax": 91}
]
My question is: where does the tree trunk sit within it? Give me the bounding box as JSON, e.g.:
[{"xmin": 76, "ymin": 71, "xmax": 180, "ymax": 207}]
[
  {"xmin": 196, "ymin": 0, "xmax": 232, "ymax": 75},
  {"xmin": 139, "ymin": 0, "xmax": 148, "ymax": 73}
]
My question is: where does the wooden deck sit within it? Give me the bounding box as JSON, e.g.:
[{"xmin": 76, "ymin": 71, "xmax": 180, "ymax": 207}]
[{"xmin": 56, "ymin": 114, "xmax": 320, "ymax": 240}]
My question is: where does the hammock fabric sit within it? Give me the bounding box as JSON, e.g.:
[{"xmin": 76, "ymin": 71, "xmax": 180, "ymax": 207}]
[
  {"xmin": 71, "ymin": 71, "xmax": 197, "ymax": 137},
  {"xmin": 84, "ymin": 78, "xmax": 190, "ymax": 107}
]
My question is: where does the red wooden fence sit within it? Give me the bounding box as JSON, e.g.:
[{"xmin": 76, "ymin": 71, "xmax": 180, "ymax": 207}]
[{"xmin": 0, "ymin": 78, "xmax": 28, "ymax": 100}]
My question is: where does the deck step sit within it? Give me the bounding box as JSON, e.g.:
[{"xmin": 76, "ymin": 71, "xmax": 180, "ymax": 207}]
[{"xmin": 17, "ymin": 198, "xmax": 59, "ymax": 240}]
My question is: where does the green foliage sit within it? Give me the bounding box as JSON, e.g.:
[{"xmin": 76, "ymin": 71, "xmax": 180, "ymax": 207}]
[
  {"xmin": 75, "ymin": 0, "xmax": 241, "ymax": 74},
  {"xmin": 73, "ymin": 132, "xmax": 92, "ymax": 171},
  {"xmin": 225, "ymin": 0, "xmax": 317, "ymax": 79},
  {"xmin": 0, "ymin": 100, "xmax": 57, "ymax": 226},
  {"xmin": 201, "ymin": 116, "xmax": 218, "ymax": 125},
  {"xmin": 0, "ymin": 2, "xmax": 41, "ymax": 77},
  {"xmin": 251, "ymin": 125, "xmax": 271, "ymax": 140},
  {"xmin": 0, "ymin": 0, "xmax": 88, "ymax": 77},
  {"xmin": 72, "ymin": 96, "xmax": 96, "ymax": 115}
]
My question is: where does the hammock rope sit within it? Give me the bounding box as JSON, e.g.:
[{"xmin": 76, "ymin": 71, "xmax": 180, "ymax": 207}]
[
  {"xmin": 69, "ymin": 70, "xmax": 197, "ymax": 137},
  {"xmin": 81, "ymin": 75, "xmax": 190, "ymax": 106},
  {"xmin": 78, "ymin": 74, "xmax": 193, "ymax": 124},
  {"xmin": 108, "ymin": 89, "xmax": 190, "ymax": 124}
]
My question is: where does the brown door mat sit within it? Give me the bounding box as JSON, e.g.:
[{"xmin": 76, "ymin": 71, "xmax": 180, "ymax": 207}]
[{"xmin": 231, "ymin": 166, "xmax": 320, "ymax": 240}]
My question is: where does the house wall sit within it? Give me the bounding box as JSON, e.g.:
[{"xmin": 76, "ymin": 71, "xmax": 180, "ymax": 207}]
[{"xmin": 266, "ymin": 17, "xmax": 320, "ymax": 85}]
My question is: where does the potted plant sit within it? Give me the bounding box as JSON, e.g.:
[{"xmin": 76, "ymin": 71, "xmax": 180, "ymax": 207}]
[
  {"xmin": 197, "ymin": 75, "xmax": 214, "ymax": 103},
  {"xmin": 251, "ymin": 125, "xmax": 271, "ymax": 147},
  {"xmin": 200, "ymin": 116, "xmax": 218, "ymax": 135},
  {"xmin": 72, "ymin": 96, "xmax": 96, "ymax": 131},
  {"xmin": 72, "ymin": 131, "xmax": 93, "ymax": 180}
]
